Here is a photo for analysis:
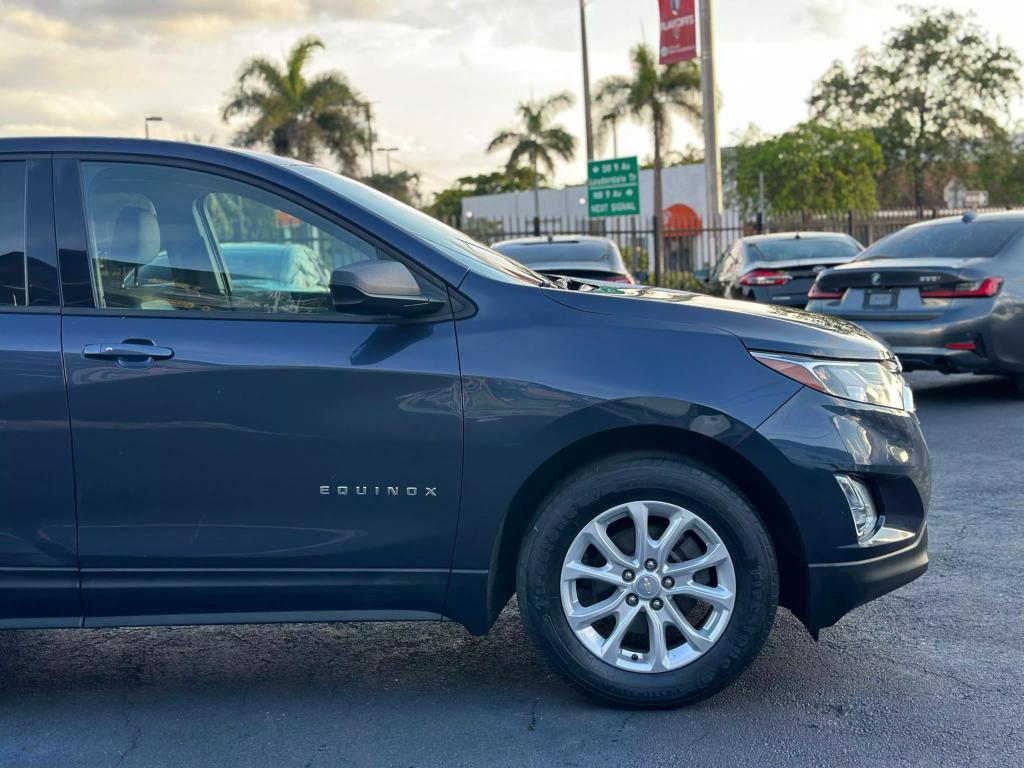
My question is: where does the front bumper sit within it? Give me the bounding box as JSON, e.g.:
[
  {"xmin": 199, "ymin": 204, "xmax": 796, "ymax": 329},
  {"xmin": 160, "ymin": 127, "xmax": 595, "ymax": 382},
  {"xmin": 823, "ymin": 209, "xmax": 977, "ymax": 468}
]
[
  {"xmin": 805, "ymin": 524, "xmax": 928, "ymax": 630},
  {"xmin": 744, "ymin": 387, "xmax": 931, "ymax": 630}
]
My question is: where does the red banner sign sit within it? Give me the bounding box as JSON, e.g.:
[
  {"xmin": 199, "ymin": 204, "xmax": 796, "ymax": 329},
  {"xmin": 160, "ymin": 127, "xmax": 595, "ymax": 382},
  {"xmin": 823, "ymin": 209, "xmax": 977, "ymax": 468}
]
[{"xmin": 659, "ymin": 0, "xmax": 697, "ymax": 65}]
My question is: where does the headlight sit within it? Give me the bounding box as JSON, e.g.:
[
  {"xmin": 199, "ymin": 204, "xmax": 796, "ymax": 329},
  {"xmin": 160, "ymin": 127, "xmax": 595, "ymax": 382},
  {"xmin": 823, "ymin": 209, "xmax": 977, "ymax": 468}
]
[{"xmin": 751, "ymin": 351, "xmax": 914, "ymax": 412}]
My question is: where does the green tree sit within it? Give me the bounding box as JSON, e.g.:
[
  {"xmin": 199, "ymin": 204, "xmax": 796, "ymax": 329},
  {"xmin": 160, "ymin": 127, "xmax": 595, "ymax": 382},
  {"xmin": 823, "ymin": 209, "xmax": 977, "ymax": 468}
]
[
  {"xmin": 363, "ymin": 171, "xmax": 422, "ymax": 207},
  {"xmin": 426, "ymin": 167, "xmax": 542, "ymax": 222},
  {"xmin": 222, "ymin": 36, "xmax": 366, "ymax": 172},
  {"xmin": 967, "ymin": 131, "xmax": 1024, "ymax": 206},
  {"xmin": 594, "ymin": 44, "xmax": 701, "ymax": 282},
  {"xmin": 732, "ymin": 122, "xmax": 884, "ymax": 215},
  {"xmin": 487, "ymin": 92, "xmax": 577, "ymax": 224},
  {"xmin": 809, "ymin": 6, "xmax": 1021, "ymax": 209}
]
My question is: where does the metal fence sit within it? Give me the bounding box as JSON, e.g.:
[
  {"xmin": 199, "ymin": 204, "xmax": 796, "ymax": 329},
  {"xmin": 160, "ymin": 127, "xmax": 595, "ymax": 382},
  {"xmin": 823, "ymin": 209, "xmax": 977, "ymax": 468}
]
[
  {"xmin": 456, "ymin": 210, "xmax": 747, "ymax": 278},
  {"xmin": 761, "ymin": 206, "xmax": 1022, "ymax": 247},
  {"xmin": 454, "ymin": 205, "xmax": 1023, "ymax": 285}
]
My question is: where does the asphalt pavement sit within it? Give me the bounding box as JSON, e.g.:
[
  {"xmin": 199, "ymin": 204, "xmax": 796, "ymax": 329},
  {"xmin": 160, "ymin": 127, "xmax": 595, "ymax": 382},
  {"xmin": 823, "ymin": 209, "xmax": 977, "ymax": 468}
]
[{"xmin": 1, "ymin": 372, "xmax": 1021, "ymax": 768}]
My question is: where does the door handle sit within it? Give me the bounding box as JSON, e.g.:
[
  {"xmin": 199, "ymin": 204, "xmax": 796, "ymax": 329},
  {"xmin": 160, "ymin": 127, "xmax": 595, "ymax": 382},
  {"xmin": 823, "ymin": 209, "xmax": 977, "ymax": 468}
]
[{"xmin": 82, "ymin": 342, "xmax": 175, "ymax": 361}]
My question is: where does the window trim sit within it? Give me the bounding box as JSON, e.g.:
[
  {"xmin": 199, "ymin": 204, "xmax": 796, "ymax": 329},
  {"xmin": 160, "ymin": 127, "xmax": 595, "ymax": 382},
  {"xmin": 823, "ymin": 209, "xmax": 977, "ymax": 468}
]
[
  {"xmin": 0, "ymin": 154, "xmax": 60, "ymax": 310},
  {"xmin": 57, "ymin": 153, "xmax": 465, "ymax": 324}
]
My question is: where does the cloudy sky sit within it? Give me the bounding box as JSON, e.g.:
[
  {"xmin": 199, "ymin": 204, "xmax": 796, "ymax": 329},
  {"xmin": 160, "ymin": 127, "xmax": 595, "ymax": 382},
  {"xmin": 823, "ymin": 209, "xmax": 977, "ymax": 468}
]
[{"xmin": 1, "ymin": 0, "xmax": 1022, "ymax": 193}]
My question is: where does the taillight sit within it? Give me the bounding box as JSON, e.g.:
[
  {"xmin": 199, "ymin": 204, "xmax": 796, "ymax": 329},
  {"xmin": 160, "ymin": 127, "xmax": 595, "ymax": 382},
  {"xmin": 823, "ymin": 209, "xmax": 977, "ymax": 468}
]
[
  {"xmin": 808, "ymin": 282, "xmax": 844, "ymax": 300},
  {"xmin": 739, "ymin": 269, "xmax": 791, "ymax": 286},
  {"xmin": 920, "ymin": 276, "xmax": 1003, "ymax": 298},
  {"xmin": 607, "ymin": 273, "xmax": 636, "ymax": 284}
]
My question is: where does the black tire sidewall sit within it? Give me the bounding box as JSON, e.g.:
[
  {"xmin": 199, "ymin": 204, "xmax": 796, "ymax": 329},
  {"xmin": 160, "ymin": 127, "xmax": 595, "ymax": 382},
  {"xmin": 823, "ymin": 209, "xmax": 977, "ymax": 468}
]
[{"xmin": 517, "ymin": 454, "xmax": 778, "ymax": 707}]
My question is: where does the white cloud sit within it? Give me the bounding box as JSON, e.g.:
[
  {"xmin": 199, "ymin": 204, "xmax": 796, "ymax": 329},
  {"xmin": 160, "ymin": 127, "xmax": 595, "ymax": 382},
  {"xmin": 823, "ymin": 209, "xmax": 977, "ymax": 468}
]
[
  {"xmin": 0, "ymin": 90, "xmax": 119, "ymax": 131},
  {"xmin": 802, "ymin": 0, "xmax": 849, "ymax": 37}
]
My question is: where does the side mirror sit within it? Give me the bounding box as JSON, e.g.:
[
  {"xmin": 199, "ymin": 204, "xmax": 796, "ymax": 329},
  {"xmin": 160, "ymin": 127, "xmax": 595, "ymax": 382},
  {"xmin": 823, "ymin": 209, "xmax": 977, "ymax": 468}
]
[{"xmin": 329, "ymin": 261, "xmax": 444, "ymax": 317}]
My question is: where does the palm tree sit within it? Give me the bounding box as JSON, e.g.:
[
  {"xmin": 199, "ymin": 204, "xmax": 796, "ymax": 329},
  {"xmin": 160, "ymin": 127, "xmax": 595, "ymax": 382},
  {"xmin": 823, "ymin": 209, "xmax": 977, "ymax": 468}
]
[
  {"xmin": 487, "ymin": 92, "xmax": 577, "ymax": 230},
  {"xmin": 222, "ymin": 36, "xmax": 366, "ymax": 173},
  {"xmin": 595, "ymin": 45, "xmax": 702, "ymax": 283}
]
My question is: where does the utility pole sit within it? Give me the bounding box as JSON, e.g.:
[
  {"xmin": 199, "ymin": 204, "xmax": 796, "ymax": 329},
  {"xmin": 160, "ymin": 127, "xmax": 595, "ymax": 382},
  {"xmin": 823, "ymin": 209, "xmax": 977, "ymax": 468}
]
[
  {"xmin": 757, "ymin": 171, "xmax": 766, "ymax": 234},
  {"xmin": 579, "ymin": 0, "xmax": 594, "ymax": 162},
  {"xmin": 699, "ymin": 0, "xmax": 723, "ymax": 268}
]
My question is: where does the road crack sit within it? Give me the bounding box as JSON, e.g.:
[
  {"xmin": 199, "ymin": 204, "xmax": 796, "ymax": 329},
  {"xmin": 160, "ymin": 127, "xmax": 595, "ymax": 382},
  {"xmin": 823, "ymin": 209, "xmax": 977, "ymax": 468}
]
[{"xmin": 113, "ymin": 691, "xmax": 141, "ymax": 768}]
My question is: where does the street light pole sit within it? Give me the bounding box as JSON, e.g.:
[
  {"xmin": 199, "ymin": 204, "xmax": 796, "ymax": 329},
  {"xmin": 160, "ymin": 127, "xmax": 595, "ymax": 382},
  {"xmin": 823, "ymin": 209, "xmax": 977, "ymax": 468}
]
[
  {"xmin": 579, "ymin": 0, "xmax": 594, "ymax": 163},
  {"xmin": 144, "ymin": 116, "xmax": 163, "ymax": 139},
  {"xmin": 698, "ymin": 0, "xmax": 723, "ymax": 269},
  {"xmin": 377, "ymin": 147, "xmax": 399, "ymax": 176}
]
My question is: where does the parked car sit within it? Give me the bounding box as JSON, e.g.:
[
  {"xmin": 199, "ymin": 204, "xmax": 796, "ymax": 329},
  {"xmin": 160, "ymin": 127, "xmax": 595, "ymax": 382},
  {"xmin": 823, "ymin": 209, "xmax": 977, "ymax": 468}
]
[
  {"xmin": 714, "ymin": 232, "xmax": 863, "ymax": 306},
  {"xmin": 807, "ymin": 212, "xmax": 1024, "ymax": 394},
  {"xmin": 492, "ymin": 235, "xmax": 636, "ymax": 283},
  {"xmin": 0, "ymin": 138, "xmax": 928, "ymax": 708}
]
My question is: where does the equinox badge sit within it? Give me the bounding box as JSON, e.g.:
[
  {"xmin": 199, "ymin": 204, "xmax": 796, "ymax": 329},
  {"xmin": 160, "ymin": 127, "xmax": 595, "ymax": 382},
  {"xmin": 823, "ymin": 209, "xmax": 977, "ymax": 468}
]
[{"xmin": 320, "ymin": 485, "xmax": 438, "ymax": 497}]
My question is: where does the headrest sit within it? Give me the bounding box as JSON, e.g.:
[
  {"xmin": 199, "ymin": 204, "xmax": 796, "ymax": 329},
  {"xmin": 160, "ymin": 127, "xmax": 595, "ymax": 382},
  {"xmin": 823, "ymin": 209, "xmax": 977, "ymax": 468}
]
[{"xmin": 110, "ymin": 206, "xmax": 161, "ymax": 265}]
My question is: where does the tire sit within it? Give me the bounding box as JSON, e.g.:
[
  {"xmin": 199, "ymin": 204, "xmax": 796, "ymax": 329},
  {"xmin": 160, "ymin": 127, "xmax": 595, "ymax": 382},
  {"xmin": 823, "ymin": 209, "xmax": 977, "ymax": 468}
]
[
  {"xmin": 1012, "ymin": 375, "xmax": 1024, "ymax": 398},
  {"xmin": 516, "ymin": 452, "xmax": 778, "ymax": 708}
]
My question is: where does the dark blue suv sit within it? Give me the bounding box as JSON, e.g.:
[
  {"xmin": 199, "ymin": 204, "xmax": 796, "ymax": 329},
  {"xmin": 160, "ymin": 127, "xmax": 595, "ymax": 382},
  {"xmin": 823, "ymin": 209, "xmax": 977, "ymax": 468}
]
[{"xmin": 0, "ymin": 139, "xmax": 929, "ymax": 707}]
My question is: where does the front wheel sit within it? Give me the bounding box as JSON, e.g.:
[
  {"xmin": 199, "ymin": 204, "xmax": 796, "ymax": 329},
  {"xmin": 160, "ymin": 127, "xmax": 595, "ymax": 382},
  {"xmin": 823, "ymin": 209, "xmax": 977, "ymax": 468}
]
[{"xmin": 517, "ymin": 453, "xmax": 778, "ymax": 708}]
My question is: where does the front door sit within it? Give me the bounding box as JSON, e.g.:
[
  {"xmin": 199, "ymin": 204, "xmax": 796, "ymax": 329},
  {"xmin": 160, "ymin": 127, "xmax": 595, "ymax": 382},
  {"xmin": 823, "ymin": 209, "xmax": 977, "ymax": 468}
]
[{"xmin": 56, "ymin": 158, "xmax": 463, "ymax": 626}]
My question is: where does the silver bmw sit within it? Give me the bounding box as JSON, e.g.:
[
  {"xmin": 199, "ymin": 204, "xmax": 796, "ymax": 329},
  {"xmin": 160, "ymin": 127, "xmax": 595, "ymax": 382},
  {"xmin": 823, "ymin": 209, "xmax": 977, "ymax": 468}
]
[{"xmin": 807, "ymin": 212, "xmax": 1024, "ymax": 395}]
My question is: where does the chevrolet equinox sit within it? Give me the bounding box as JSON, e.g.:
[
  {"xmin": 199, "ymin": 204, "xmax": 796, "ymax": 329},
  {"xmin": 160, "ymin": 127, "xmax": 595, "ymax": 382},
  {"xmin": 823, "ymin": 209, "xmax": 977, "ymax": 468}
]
[{"xmin": 0, "ymin": 139, "xmax": 929, "ymax": 707}]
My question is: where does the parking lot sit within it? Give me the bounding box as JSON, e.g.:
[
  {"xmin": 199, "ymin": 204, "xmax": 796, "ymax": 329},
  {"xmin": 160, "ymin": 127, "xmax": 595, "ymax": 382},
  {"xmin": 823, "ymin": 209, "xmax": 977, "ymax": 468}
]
[{"xmin": 0, "ymin": 372, "xmax": 1021, "ymax": 768}]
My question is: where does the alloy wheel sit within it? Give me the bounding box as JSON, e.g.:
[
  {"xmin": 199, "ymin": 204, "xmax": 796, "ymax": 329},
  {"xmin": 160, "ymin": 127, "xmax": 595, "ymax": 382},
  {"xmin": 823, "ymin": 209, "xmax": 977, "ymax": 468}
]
[{"xmin": 559, "ymin": 500, "xmax": 736, "ymax": 673}]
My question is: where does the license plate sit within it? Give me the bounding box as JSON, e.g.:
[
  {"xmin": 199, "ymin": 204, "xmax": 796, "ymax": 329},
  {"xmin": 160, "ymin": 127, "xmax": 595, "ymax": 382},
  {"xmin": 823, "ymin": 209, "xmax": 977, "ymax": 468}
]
[{"xmin": 865, "ymin": 289, "xmax": 897, "ymax": 309}]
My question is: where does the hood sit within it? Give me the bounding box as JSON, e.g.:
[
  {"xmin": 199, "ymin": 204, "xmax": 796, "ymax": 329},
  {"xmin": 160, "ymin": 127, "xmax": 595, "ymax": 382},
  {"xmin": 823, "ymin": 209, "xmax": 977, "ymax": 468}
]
[{"xmin": 544, "ymin": 283, "xmax": 890, "ymax": 361}]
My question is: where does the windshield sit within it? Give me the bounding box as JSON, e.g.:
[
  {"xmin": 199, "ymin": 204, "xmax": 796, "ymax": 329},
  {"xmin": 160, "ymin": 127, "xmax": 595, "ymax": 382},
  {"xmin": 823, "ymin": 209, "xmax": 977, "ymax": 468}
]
[
  {"xmin": 292, "ymin": 165, "xmax": 549, "ymax": 286},
  {"xmin": 858, "ymin": 220, "xmax": 1023, "ymax": 260},
  {"xmin": 749, "ymin": 237, "xmax": 860, "ymax": 262}
]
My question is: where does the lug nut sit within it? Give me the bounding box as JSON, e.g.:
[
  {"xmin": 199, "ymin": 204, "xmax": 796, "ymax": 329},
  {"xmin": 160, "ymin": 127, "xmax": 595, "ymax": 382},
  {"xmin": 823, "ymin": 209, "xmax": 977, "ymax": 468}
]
[
  {"xmin": 651, "ymin": 598, "xmax": 663, "ymax": 610},
  {"xmin": 644, "ymin": 558, "xmax": 657, "ymax": 571},
  {"xmin": 662, "ymin": 576, "xmax": 675, "ymax": 589},
  {"xmin": 625, "ymin": 594, "xmax": 639, "ymax": 606},
  {"xmin": 622, "ymin": 569, "xmax": 635, "ymax": 582}
]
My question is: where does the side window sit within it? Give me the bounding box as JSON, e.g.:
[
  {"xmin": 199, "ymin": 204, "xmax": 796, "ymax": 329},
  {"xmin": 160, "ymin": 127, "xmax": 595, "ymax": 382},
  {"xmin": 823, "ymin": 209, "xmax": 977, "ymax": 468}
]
[
  {"xmin": 80, "ymin": 161, "xmax": 399, "ymax": 315},
  {"xmin": 0, "ymin": 161, "xmax": 27, "ymax": 307}
]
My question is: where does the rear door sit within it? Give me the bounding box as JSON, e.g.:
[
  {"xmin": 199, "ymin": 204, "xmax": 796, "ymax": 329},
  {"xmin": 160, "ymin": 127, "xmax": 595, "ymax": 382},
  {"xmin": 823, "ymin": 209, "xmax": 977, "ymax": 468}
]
[
  {"xmin": 55, "ymin": 157, "xmax": 463, "ymax": 627},
  {"xmin": 0, "ymin": 155, "xmax": 79, "ymax": 627}
]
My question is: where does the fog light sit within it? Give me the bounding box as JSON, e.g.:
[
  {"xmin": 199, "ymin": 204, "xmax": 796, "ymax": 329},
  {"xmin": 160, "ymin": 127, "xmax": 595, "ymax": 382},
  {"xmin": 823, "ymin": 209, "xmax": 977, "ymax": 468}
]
[{"xmin": 835, "ymin": 474, "xmax": 878, "ymax": 542}]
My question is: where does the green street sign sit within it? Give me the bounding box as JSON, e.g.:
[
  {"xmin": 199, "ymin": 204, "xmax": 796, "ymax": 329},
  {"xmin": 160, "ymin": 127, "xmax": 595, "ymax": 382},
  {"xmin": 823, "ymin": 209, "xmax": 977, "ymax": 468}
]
[{"xmin": 587, "ymin": 156, "xmax": 640, "ymax": 217}]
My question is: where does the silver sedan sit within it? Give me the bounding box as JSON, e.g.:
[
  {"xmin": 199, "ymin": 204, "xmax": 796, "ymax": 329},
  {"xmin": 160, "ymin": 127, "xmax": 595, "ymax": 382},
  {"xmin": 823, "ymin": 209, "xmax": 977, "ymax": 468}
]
[{"xmin": 807, "ymin": 212, "xmax": 1024, "ymax": 395}]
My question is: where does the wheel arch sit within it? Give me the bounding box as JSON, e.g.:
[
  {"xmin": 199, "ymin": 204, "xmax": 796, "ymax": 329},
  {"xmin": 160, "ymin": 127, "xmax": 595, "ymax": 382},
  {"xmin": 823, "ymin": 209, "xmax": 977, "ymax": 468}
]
[{"xmin": 484, "ymin": 424, "xmax": 808, "ymax": 631}]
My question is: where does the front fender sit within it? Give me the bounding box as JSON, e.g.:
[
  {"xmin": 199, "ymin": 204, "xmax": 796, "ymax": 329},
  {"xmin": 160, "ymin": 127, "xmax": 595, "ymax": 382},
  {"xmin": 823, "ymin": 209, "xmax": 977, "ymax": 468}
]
[
  {"xmin": 445, "ymin": 398, "xmax": 769, "ymax": 634},
  {"xmin": 442, "ymin": 274, "xmax": 801, "ymax": 632}
]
